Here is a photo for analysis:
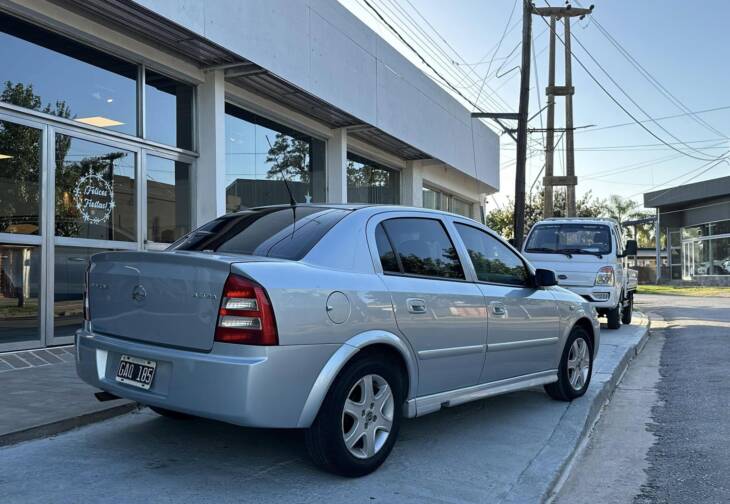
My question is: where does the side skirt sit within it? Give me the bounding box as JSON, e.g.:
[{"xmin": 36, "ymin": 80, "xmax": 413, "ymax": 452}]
[{"xmin": 403, "ymin": 369, "xmax": 558, "ymax": 418}]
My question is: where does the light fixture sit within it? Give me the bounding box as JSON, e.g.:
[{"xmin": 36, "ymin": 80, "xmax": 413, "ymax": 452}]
[
  {"xmin": 0, "ymin": 154, "xmax": 13, "ymax": 160},
  {"xmin": 75, "ymin": 116, "xmax": 124, "ymax": 128}
]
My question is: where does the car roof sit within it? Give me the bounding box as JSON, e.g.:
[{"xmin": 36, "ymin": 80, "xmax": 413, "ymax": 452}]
[{"xmin": 537, "ymin": 217, "xmax": 619, "ymax": 225}]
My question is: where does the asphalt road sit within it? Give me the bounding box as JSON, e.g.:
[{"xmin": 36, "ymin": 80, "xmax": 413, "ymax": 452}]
[{"xmin": 557, "ymin": 294, "xmax": 730, "ymax": 504}]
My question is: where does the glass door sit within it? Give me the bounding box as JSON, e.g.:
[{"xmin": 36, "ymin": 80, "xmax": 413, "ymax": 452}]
[
  {"xmin": 682, "ymin": 241, "xmax": 694, "ymax": 280},
  {"xmin": 47, "ymin": 127, "xmax": 140, "ymax": 346},
  {"xmin": 0, "ymin": 114, "xmax": 46, "ymax": 351}
]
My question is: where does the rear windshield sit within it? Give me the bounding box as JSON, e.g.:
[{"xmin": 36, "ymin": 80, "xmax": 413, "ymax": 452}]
[
  {"xmin": 168, "ymin": 207, "xmax": 350, "ymax": 260},
  {"xmin": 525, "ymin": 223, "xmax": 613, "ymax": 255}
]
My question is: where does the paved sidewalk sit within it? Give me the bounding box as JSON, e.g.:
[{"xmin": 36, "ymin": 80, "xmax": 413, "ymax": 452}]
[
  {"xmin": 0, "ymin": 347, "xmax": 135, "ymax": 446},
  {"xmin": 0, "ymin": 316, "xmax": 650, "ymax": 504}
]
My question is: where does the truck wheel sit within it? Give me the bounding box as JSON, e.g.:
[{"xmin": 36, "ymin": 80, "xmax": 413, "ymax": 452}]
[
  {"xmin": 606, "ymin": 299, "xmax": 622, "ymax": 329},
  {"xmin": 545, "ymin": 325, "xmax": 594, "ymax": 401},
  {"xmin": 621, "ymin": 294, "xmax": 633, "ymax": 325},
  {"xmin": 305, "ymin": 353, "xmax": 404, "ymax": 477}
]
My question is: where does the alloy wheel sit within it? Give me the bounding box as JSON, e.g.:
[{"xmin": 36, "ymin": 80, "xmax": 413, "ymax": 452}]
[
  {"xmin": 341, "ymin": 374, "xmax": 394, "ymax": 459},
  {"xmin": 567, "ymin": 337, "xmax": 591, "ymax": 391}
]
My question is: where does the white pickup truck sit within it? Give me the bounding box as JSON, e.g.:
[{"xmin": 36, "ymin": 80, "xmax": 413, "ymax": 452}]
[{"xmin": 522, "ymin": 217, "xmax": 638, "ymax": 329}]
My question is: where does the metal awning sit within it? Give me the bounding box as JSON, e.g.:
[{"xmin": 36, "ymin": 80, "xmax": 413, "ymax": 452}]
[{"xmin": 55, "ymin": 0, "xmax": 431, "ymax": 161}]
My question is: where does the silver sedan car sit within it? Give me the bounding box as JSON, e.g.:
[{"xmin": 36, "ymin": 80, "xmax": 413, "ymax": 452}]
[{"xmin": 76, "ymin": 204, "xmax": 600, "ymax": 476}]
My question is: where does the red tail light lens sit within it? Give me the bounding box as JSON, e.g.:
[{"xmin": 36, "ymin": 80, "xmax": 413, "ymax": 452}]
[{"xmin": 215, "ymin": 274, "xmax": 278, "ymax": 345}]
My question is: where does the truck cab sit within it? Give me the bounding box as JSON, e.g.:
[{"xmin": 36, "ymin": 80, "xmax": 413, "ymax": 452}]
[{"xmin": 522, "ymin": 218, "xmax": 638, "ymax": 329}]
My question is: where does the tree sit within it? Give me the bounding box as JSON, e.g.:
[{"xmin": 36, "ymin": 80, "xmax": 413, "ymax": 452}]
[
  {"xmin": 603, "ymin": 195, "xmax": 654, "ymax": 247},
  {"xmin": 0, "ymin": 82, "xmax": 70, "ymax": 233},
  {"xmin": 264, "ymin": 132, "xmax": 311, "ymax": 182},
  {"xmin": 486, "ymin": 186, "xmax": 605, "ymax": 239}
]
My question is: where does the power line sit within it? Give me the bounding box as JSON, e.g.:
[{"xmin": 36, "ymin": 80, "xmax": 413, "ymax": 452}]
[
  {"xmin": 634, "ymin": 153, "xmax": 730, "ymax": 201},
  {"xmin": 475, "ymin": 0, "xmax": 518, "ymax": 105},
  {"xmin": 535, "ymin": 11, "xmax": 729, "ymax": 164},
  {"xmin": 574, "ymin": 0, "xmax": 726, "ymax": 139},
  {"xmin": 577, "ymin": 105, "xmax": 730, "ymax": 134}
]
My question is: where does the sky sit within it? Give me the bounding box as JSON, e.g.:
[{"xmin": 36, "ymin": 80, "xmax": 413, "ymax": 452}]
[{"xmin": 337, "ymin": 0, "xmax": 730, "ymax": 211}]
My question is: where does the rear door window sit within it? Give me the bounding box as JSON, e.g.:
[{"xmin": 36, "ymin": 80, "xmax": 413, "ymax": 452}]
[
  {"xmin": 378, "ymin": 218, "xmax": 465, "ymax": 280},
  {"xmin": 168, "ymin": 207, "xmax": 350, "ymax": 260}
]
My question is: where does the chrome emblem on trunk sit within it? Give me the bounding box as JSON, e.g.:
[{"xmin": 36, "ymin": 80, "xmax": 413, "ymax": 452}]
[{"xmin": 132, "ymin": 284, "xmax": 147, "ymax": 302}]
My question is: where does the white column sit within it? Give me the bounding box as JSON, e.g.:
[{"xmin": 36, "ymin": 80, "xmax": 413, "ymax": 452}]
[
  {"xmin": 196, "ymin": 69, "xmax": 226, "ymax": 225},
  {"xmin": 400, "ymin": 160, "xmax": 424, "ymax": 207},
  {"xmin": 327, "ymin": 128, "xmax": 347, "ymax": 203}
]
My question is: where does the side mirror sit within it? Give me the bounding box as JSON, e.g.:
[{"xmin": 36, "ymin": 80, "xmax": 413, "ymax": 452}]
[
  {"xmin": 623, "ymin": 240, "xmax": 638, "ymax": 257},
  {"xmin": 534, "ymin": 268, "xmax": 558, "ymax": 288}
]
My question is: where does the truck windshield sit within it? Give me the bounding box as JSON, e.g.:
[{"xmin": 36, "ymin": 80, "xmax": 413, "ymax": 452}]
[
  {"xmin": 525, "ymin": 223, "xmax": 612, "ymax": 256},
  {"xmin": 167, "ymin": 206, "xmax": 351, "ymax": 260}
]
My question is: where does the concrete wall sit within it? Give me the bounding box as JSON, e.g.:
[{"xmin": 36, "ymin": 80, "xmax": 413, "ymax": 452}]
[{"xmin": 133, "ymin": 0, "xmax": 499, "ymax": 189}]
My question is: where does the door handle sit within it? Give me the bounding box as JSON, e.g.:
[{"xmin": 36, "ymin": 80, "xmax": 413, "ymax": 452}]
[
  {"xmin": 489, "ymin": 301, "xmax": 507, "ymax": 317},
  {"xmin": 406, "ymin": 298, "xmax": 427, "ymax": 314}
]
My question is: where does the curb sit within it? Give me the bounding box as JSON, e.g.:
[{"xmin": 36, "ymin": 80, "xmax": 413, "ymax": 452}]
[
  {"xmin": 501, "ymin": 311, "xmax": 651, "ymax": 504},
  {"xmin": 0, "ymin": 401, "xmax": 138, "ymax": 448}
]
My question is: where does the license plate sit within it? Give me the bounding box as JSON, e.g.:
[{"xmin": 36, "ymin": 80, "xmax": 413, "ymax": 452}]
[{"xmin": 115, "ymin": 354, "xmax": 156, "ymax": 390}]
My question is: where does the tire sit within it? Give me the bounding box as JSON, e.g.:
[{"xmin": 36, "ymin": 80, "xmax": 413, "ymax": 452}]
[
  {"xmin": 149, "ymin": 406, "xmax": 193, "ymax": 419},
  {"xmin": 305, "ymin": 353, "xmax": 404, "ymax": 477},
  {"xmin": 544, "ymin": 325, "xmax": 594, "ymax": 401},
  {"xmin": 621, "ymin": 293, "xmax": 633, "ymax": 325},
  {"xmin": 606, "ymin": 299, "xmax": 622, "ymax": 329}
]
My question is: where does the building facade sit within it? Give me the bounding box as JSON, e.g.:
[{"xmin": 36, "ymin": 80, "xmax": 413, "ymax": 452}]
[
  {"xmin": 0, "ymin": 0, "xmax": 499, "ymax": 351},
  {"xmin": 644, "ymin": 175, "xmax": 730, "ymax": 284}
]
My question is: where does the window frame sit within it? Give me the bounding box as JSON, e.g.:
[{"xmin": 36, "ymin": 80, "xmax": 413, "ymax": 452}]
[
  {"xmin": 372, "ymin": 215, "xmax": 468, "ymax": 282},
  {"xmin": 346, "ymin": 152, "xmax": 401, "ymax": 205},
  {"xmin": 453, "ymin": 220, "xmax": 534, "ymax": 288}
]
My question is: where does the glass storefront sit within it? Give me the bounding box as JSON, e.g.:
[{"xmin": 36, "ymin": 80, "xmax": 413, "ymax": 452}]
[
  {"xmin": 0, "ymin": 13, "xmax": 196, "ymax": 350},
  {"xmin": 346, "ymin": 154, "xmax": 400, "ymax": 204},
  {"xmin": 0, "ymin": 120, "xmax": 42, "ymax": 235},
  {"xmin": 145, "ymin": 71, "xmax": 194, "ymax": 150},
  {"xmin": 681, "ymin": 219, "xmax": 730, "ymax": 278},
  {"xmin": 0, "ymin": 244, "xmax": 41, "ymax": 346},
  {"xmin": 0, "ymin": 13, "xmax": 137, "ymax": 136},
  {"xmin": 55, "ymin": 135, "xmax": 137, "ymax": 242},
  {"xmin": 225, "ymin": 104, "xmax": 326, "ymax": 212},
  {"xmin": 422, "ymin": 186, "xmax": 473, "ymax": 218}
]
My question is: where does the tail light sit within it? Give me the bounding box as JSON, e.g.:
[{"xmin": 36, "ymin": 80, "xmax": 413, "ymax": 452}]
[
  {"xmin": 215, "ymin": 274, "xmax": 278, "ymax": 345},
  {"xmin": 83, "ymin": 264, "xmax": 91, "ymax": 322}
]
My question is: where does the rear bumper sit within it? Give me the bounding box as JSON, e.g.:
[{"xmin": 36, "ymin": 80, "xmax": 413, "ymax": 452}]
[{"xmin": 75, "ymin": 329, "xmax": 340, "ymax": 428}]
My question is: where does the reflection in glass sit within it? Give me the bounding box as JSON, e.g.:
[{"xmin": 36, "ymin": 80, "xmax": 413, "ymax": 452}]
[
  {"xmin": 347, "ymin": 154, "xmax": 400, "ymax": 204},
  {"xmin": 0, "ymin": 244, "xmax": 40, "ymax": 345},
  {"xmin": 225, "ymin": 105, "xmax": 326, "ymax": 212},
  {"xmin": 0, "ymin": 121, "xmax": 42, "ymax": 235},
  {"xmin": 146, "ymin": 156, "xmax": 191, "ymax": 243},
  {"xmin": 456, "ymin": 224, "xmax": 527, "ymax": 286},
  {"xmin": 451, "ymin": 197, "xmax": 472, "ymax": 218},
  {"xmin": 0, "ymin": 13, "xmax": 137, "ymax": 135},
  {"xmin": 382, "ymin": 218, "xmax": 464, "ymax": 279},
  {"xmin": 55, "ymin": 135, "xmax": 136, "ymax": 241},
  {"xmin": 422, "ymin": 187, "xmax": 445, "ymax": 211},
  {"xmin": 145, "ymin": 70, "xmax": 194, "ymax": 150},
  {"xmin": 54, "ymin": 247, "xmax": 112, "ymax": 338}
]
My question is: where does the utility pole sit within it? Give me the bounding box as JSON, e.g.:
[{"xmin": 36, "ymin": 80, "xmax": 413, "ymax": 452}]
[
  {"xmin": 513, "ymin": 0, "xmax": 533, "ymax": 249},
  {"xmin": 534, "ymin": 4, "xmax": 593, "ymax": 217}
]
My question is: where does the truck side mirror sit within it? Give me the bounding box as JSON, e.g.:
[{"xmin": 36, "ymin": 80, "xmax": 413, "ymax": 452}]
[{"xmin": 623, "ymin": 240, "xmax": 638, "ymax": 257}]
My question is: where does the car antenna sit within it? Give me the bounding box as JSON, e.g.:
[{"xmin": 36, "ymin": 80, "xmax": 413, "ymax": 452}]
[{"xmin": 266, "ymin": 135, "xmax": 297, "ymax": 237}]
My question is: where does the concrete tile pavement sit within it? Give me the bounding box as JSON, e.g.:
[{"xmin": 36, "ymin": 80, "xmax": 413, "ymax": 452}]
[
  {"xmin": 0, "ymin": 348, "xmax": 136, "ymax": 447},
  {"xmin": 0, "ymin": 315, "xmax": 650, "ymax": 503}
]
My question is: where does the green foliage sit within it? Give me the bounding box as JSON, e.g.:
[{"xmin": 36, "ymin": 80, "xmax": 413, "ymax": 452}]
[
  {"xmin": 486, "ymin": 187, "xmax": 605, "ymax": 239},
  {"xmin": 264, "ymin": 132, "xmax": 311, "ymax": 182}
]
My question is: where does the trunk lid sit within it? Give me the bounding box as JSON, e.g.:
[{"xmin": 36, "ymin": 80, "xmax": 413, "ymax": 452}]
[{"xmin": 88, "ymin": 250, "xmax": 272, "ymax": 351}]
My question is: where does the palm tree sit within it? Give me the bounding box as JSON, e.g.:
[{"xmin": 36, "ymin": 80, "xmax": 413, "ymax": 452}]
[{"xmin": 603, "ymin": 195, "xmax": 653, "ymax": 247}]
